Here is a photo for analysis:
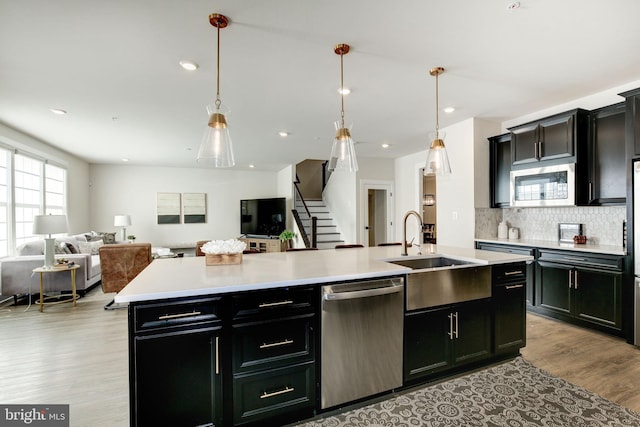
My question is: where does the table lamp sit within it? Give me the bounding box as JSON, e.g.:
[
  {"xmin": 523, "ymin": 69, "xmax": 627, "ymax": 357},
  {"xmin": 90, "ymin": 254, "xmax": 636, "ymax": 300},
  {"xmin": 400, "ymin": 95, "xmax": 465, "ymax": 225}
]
[
  {"xmin": 114, "ymin": 215, "xmax": 131, "ymax": 242},
  {"xmin": 33, "ymin": 214, "xmax": 68, "ymax": 269}
]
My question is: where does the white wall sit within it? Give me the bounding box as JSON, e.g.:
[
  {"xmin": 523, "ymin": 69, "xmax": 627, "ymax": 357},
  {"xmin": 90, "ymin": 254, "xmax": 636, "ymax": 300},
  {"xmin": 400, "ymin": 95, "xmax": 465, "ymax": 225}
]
[
  {"xmin": 89, "ymin": 164, "xmax": 281, "ymax": 246},
  {"xmin": 324, "ymin": 170, "xmax": 357, "ymax": 244},
  {"xmin": 0, "ymin": 123, "xmax": 91, "ymax": 233}
]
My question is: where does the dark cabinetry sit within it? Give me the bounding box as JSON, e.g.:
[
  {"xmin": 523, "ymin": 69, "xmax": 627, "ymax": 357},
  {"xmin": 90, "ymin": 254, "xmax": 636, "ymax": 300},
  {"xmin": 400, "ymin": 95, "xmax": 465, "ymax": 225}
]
[
  {"xmin": 620, "ymin": 88, "xmax": 640, "ymax": 157},
  {"xmin": 580, "ymin": 102, "xmax": 626, "ymax": 205},
  {"xmin": 488, "ymin": 133, "xmax": 511, "ymax": 208},
  {"xmin": 492, "ymin": 263, "xmax": 527, "ymax": 354},
  {"xmin": 130, "ymin": 297, "xmax": 223, "ymax": 427},
  {"xmin": 231, "ymin": 287, "xmax": 316, "ymax": 426},
  {"xmin": 476, "ymin": 242, "xmax": 535, "ymax": 305},
  {"xmin": 404, "ymin": 299, "xmax": 491, "ymax": 382},
  {"xmin": 536, "ymin": 249, "xmax": 623, "ymax": 334},
  {"xmin": 509, "ymin": 109, "xmax": 589, "ymax": 168}
]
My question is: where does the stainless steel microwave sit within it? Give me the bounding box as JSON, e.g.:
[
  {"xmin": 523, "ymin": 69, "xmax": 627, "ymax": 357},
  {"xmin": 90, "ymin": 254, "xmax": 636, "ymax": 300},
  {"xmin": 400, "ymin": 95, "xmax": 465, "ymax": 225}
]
[{"xmin": 510, "ymin": 163, "xmax": 575, "ymax": 207}]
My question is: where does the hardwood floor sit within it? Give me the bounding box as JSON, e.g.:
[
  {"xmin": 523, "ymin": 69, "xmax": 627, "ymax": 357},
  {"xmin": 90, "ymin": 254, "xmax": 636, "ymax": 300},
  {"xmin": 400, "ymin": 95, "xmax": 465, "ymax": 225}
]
[
  {"xmin": 521, "ymin": 312, "xmax": 640, "ymax": 413},
  {"xmin": 0, "ymin": 287, "xmax": 129, "ymax": 426},
  {"xmin": 1, "ymin": 288, "xmax": 639, "ymax": 426}
]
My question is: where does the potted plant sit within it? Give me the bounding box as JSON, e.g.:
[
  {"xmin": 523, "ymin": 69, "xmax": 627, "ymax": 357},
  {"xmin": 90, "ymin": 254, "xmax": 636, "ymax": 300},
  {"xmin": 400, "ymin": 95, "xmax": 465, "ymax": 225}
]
[
  {"xmin": 278, "ymin": 230, "xmax": 295, "ymax": 249},
  {"xmin": 127, "ymin": 234, "xmax": 136, "ymax": 242}
]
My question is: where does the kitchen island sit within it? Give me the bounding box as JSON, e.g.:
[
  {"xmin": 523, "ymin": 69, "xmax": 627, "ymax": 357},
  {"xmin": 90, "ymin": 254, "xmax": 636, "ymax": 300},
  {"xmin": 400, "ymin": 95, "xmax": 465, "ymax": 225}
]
[{"xmin": 117, "ymin": 245, "xmax": 532, "ymax": 427}]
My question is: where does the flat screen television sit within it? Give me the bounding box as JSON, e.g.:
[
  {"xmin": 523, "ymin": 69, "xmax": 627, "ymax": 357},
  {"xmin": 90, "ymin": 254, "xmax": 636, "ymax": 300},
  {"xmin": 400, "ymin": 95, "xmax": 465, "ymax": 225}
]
[{"xmin": 240, "ymin": 197, "xmax": 286, "ymax": 237}]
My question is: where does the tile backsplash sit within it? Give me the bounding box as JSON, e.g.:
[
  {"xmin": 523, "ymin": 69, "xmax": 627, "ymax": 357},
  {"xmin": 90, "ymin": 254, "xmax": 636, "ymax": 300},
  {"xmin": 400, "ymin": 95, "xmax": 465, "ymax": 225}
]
[{"xmin": 475, "ymin": 206, "xmax": 627, "ymax": 247}]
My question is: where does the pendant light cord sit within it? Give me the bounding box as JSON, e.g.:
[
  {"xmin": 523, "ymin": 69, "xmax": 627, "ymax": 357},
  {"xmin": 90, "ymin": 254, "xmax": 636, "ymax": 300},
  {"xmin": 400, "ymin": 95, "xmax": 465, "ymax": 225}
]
[
  {"xmin": 340, "ymin": 51, "xmax": 345, "ymax": 128},
  {"xmin": 435, "ymin": 72, "xmax": 439, "ymax": 139},
  {"xmin": 215, "ymin": 19, "xmax": 221, "ymax": 111}
]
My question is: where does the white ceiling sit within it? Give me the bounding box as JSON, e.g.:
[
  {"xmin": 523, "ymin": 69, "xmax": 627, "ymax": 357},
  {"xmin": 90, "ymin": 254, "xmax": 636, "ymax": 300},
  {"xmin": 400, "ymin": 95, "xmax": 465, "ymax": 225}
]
[{"xmin": 1, "ymin": 1, "xmax": 640, "ymax": 171}]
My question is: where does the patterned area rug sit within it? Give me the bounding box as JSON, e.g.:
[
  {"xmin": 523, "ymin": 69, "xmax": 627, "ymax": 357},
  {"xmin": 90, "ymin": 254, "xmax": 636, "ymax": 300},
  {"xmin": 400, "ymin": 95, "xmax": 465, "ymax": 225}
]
[{"xmin": 297, "ymin": 357, "xmax": 640, "ymax": 426}]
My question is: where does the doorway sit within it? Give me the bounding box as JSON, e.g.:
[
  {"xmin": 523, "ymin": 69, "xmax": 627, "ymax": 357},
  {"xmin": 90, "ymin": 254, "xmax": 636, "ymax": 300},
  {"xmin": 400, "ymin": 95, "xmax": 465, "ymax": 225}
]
[{"xmin": 360, "ymin": 181, "xmax": 394, "ymax": 247}]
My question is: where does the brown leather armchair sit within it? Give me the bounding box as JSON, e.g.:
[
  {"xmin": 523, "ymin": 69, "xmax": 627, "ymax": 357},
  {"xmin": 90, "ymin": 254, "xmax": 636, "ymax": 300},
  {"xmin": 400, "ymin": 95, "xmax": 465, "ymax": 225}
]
[{"xmin": 99, "ymin": 243, "xmax": 152, "ymax": 309}]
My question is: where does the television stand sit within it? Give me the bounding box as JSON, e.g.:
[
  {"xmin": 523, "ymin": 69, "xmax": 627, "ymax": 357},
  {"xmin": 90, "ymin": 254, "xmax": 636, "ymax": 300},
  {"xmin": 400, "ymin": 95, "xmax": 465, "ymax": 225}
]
[{"xmin": 239, "ymin": 237, "xmax": 285, "ymax": 253}]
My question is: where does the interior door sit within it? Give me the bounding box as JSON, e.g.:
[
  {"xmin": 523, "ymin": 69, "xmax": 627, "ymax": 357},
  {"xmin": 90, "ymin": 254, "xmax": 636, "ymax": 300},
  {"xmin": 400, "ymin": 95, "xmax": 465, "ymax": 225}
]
[{"xmin": 360, "ymin": 181, "xmax": 394, "ymax": 247}]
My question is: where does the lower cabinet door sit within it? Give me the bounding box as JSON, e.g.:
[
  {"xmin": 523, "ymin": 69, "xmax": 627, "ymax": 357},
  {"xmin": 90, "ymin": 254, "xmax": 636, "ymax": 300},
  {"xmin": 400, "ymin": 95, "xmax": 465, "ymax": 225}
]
[
  {"xmin": 233, "ymin": 361, "xmax": 315, "ymax": 426},
  {"xmin": 573, "ymin": 267, "xmax": 622, "ymax": 330},
  {"xmin": 133, "ymin": 327, "xmax": 221, "ymax": 427},
  {"xmin": 452, "ymin": 302, "xmax": 492, "ymax": 365},
  {"xmin": 537, "ymin": 261, "xmax": 572, "ymax": 314},
  {"xmin": 494, "ymin": 283, "xmax": 526, "ymax": 353},
  {"xmin": 404, "ymin": 308, "xmax": 452, "ymax": 381}
]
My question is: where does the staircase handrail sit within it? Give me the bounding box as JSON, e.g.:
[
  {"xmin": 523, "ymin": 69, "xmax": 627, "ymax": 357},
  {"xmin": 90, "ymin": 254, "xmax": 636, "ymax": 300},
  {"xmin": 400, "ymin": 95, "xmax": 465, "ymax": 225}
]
[
  {"xmin": 292, "ymin": 209, "xmax": 311, "ymax": 248},
  {"xmin": 293, "ymin": 181, "xmax": 317, "ymax": 248}
]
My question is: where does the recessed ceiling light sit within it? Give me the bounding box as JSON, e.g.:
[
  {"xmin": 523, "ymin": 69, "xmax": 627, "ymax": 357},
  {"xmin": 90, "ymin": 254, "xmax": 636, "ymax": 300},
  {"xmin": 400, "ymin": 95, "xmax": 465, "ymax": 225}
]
[
  {"xmin": 338, "ymin": 88, "xmax": 351, "ymax": 95},
  {"xmin": 507, "ymin": 2, "xmax": 520, "ymax": 11},
  {"xmin": 179, "ymin": 60, "xmax": 199, "ymax": 71},
  {"xmin": 249, "ymin": 164, "xmax": 255, "ymax": 168},
  {"xmin": 279, "ymin": 131, "xmax": 289, "ymax": 137},
  {"xmin": 121, "ymin": 158, "xmax": 129, "ymax": 162},
  {"xmin": 381, "ymin": 143, "xmax": 390, "ymax": 148},
  {"xmin": 50, "ymin": 109, "xmax": 67, "ymax": 115},
  {"xmin": 444, "ymin": 107, "xmax": 455, "ymax": 113}
]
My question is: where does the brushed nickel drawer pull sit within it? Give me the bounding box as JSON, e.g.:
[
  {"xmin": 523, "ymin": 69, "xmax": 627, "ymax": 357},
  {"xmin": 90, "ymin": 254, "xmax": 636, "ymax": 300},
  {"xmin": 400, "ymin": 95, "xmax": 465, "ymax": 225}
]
[
  {"xmin": 505, "ymin": 284, "xmax": 524, "ymax": 290},
  {"xmin": 158, "ymin": 311, "xmax": 202, "ymax": 320},
  {"xmin": 504, "ymin": 270, "xmax": 524, "ymax": 276},
  {"xmin": 260, "ymin": 339, "xmax": 293, "ymax": 349},
  {"xmin": 258, "ymin": 300, "xmax": 293, "ymax": 308},
  {"xmin": 260, "ymin": 386, "xmax": 294, "ymax": 399}
]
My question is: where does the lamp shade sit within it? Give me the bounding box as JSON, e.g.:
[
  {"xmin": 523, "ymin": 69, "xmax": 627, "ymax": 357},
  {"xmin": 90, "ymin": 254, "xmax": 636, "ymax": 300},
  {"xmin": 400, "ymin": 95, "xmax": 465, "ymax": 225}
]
[
  {"xmin": 114, "ymin": 215, "xmax": 132, "ymax": 227},
  {"xmin": 33, "ymin": 214, "xmax": 68, "ymax": 236}
]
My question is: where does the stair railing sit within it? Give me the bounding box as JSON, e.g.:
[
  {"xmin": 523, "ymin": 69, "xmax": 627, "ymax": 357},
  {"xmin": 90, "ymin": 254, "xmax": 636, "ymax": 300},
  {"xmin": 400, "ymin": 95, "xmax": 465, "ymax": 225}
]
[{"xmin": 293, "ymin": 180, "xmax": 317, "ymax": 248}]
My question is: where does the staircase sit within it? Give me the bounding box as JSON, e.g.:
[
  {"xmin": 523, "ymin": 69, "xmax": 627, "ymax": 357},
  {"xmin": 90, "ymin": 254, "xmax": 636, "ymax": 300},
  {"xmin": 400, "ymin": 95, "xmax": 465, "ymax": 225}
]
[{"xmin": 294, "ymin": 199, "xmax": 344, "ymax": 250}]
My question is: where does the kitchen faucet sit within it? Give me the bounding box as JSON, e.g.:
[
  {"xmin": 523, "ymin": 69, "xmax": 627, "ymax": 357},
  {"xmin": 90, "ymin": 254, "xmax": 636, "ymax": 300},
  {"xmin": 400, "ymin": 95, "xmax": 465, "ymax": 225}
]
[{"xmin": 402, "ymin": 210, "xmax": 423, "ymax": 256}]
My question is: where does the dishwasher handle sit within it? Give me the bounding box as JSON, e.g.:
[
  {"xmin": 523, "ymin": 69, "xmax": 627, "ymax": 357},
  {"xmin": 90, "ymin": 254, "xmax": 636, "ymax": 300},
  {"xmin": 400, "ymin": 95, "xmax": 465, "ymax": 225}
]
[{"xmin": 323, "ymin": 281, "xmax": 403, "ymax": 301}]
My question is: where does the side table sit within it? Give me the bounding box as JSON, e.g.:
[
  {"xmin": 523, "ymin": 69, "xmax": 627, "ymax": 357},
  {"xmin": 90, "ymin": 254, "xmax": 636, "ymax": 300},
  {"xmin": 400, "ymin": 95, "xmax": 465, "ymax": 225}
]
[{"xmin": 32, "ymin": 264, "xmax": 80, "ymax": 312}]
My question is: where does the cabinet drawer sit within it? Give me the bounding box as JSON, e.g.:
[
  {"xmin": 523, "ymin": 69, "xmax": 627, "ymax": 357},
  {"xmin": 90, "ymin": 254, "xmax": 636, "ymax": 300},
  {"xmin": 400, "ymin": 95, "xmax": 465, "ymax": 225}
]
[
  {"xmin": 493, "ymin": 262, "xmax": 527, "ymax": 285},
  {"xmin": 232, "ymin": 287, "xmax": 315, "ymax": 319},
  {"xmin": 133, "ymin": 297, "xmax": 221, "ymax": 333},
  {"xmin": 233, "ymin": 362, "xmax": 315, "ymax": 425},
  {"xmin": 233, "ymin": 313, "xmax": 314, "ymax": 373},
  {"xmin": 538, "ymin": 250, "xmax": 623, "ymax": 271}
]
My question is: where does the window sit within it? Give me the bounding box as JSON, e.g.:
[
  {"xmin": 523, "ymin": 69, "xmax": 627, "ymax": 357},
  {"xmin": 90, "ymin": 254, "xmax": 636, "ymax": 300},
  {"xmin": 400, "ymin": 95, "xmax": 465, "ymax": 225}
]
[{"xmin": 0, "ymin": 148, "xmax": 67, "ymax": 256}]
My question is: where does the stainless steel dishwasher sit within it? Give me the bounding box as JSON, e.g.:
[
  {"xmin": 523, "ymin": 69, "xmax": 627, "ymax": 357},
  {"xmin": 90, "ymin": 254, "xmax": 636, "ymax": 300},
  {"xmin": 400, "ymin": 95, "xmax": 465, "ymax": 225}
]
[{"xmin": 320, "ymin": 277, "xmax": 404, "ymax": 409}]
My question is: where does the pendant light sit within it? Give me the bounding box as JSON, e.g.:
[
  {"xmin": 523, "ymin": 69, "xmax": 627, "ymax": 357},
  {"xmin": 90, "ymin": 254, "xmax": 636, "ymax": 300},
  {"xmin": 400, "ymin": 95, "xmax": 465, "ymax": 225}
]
[
  {"xmin": 197, "ymin": 13, "xmax": 235, "ymax": 168},
  {"xmin": 424, "ymin": 67, "xmax": 452, "ymax": 176},
  {"xmin": 328, "ymin": 43, "xmax": 358, "ymax": 173}
]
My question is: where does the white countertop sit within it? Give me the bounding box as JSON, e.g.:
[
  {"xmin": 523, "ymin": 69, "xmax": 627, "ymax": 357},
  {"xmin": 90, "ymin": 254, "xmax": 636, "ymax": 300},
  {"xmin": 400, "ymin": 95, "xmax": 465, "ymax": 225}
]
[
  {"xmin": 475, "ymin": 237, "xmax": 626, "ymax": 256},
  {"xmin": 114, "ymin": 244, "xmax": 533, "ymax": 304}
]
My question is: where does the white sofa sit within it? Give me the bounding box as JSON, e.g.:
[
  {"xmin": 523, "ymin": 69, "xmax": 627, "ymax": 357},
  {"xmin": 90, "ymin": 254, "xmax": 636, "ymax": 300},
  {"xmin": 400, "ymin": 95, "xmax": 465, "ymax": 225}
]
[{"xmin": 0, "ymin": 233, "xmax": 104, "ymax": 298}]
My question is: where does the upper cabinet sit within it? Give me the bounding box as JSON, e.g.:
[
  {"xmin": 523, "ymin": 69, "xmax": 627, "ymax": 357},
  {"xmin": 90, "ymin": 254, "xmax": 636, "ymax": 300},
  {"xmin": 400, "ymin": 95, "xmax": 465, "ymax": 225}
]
[
  {"xmin": 579, "ymin": 102, "xmax": 626, "ymax": 205},
  {"xmin": 488, "ymin": 133, "xmax": 511, "ymax": 208},
  {"xmin": 509, "ymin": 109, "xmax": 589, "ymax": 169},
  {"xmin": 620, "ymin": 88, "xmax": 640, "ymax": 158}
]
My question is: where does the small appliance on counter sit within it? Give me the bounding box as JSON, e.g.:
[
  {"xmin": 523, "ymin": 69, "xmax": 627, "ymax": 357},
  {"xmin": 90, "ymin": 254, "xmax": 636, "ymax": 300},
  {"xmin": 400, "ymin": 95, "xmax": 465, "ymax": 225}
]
[
  {"xmin": 558, "ymin": 223, "xmax": 584, "ymax": 243},
  {"xmin": 508, "ymin": 227, "xmax": 519, "ymax": 240}
]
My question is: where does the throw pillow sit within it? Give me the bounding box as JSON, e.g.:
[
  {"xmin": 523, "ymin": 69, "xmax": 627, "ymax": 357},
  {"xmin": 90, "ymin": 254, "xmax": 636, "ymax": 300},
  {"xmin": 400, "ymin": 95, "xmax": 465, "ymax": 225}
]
[
  {"xmin": 66, "ymin": 242, "xmax": 79, "ymax": 254},
  {"xmin": 79, "ymin": 240, "xmax": 103, "ymax": 255},
  {"xmin": 55, "ymin": 241, "xmax": 68, "ymax": 254},
  {"xmin": 99, "ymin": 232, "xmax": 116, "ymax": 244}
]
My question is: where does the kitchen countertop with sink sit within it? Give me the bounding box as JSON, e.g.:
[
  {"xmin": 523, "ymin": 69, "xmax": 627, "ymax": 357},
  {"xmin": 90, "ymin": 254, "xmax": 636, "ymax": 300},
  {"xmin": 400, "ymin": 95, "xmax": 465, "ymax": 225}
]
[{"xmin": 115, "ymin": 244, "xmax": 533, "ymax": 304}]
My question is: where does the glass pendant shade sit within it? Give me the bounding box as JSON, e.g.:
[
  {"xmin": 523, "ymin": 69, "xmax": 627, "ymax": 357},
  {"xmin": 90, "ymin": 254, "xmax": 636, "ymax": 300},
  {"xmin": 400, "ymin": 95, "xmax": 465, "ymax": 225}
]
[
  {"xmin": 424, "ymin": 131, "xmax": 452, "ymax": 176},
  {"xmin": 197, "ymin": 103, "xmax": 235, "ymax": 167},
  {"xmin": 328, "ymin": 121, "xmax": 358, "ymax": 172}
]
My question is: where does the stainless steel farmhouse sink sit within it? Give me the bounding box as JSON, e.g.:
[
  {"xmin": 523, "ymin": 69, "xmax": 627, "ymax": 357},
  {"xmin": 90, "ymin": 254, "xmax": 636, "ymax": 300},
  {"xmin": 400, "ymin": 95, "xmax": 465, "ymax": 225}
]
[
  {"xmin": 386, "ymin": 256, "xmax": 476, "ymax": 270},
  {"xmin": 385, "ymin": 257, "xmax": 491, "ymax": 311}
]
